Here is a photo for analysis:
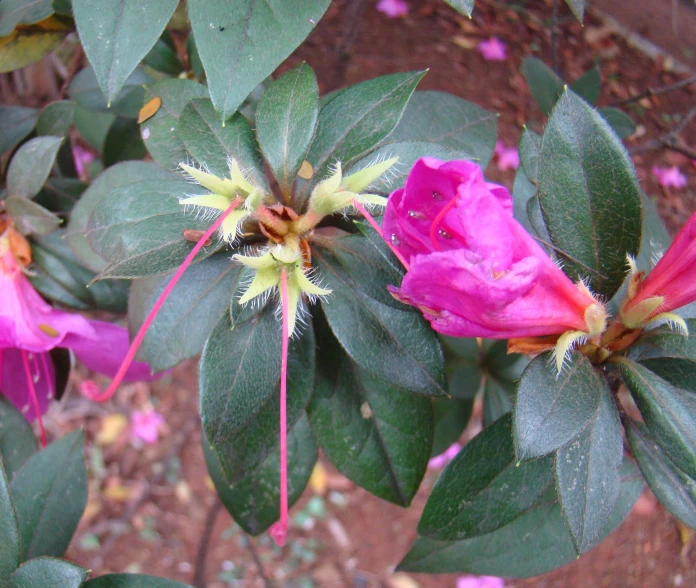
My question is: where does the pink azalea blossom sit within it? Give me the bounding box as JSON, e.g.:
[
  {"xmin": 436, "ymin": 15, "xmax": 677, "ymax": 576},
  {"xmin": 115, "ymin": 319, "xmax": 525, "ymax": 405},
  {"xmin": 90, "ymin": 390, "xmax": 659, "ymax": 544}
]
[
  {"xmin": 382, "ymin": 158, "xmax": 604, "ymax": 339},
  {"xmin": 457, "ymin": 575, "xmax": 505, "ymax": 588},
  {"xmin": 130, "ymin": 409, "xmax": 165, "ymax": 444},
  {"xmin": 477, "ymin": 37, "xmax": 507, "ymax": 61},
  {"xmin": 376, "ymin": 0, "xmax": 409, "ymax": 17},
  {"xmin": 494, "ymin": 141, "xmax": 520, "ymax": 171},
  {"xmin": 428, "ymin": 442, "xmax": 461, "ymax": 469},
  {"xmin": 651, "ymin": 166, "xmax": 687, "ymax": 189},
  {"xmin": 71, "ymin": 143, "xmax": 96, "ymax": 183}
]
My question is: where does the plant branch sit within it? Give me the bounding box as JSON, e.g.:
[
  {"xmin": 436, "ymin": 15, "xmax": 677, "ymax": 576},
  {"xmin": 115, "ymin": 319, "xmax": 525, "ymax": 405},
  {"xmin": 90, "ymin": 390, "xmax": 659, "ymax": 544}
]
[
  {"xmin": 629, "ymin": 103, "xmax": 696, "ymax": 160},
  {"xmin": 610, "ymin": 74, "xmax": 696, "ymax": 107},
  {"xmin": 247, "ymin": 538, "xmax": 274, "ymax": 588},
  {"xmin": 192, "ymin": 498, "xmax": 223, "ymax": 588},
  {"xmin": 60, "ymin": 45, "xmax": 84, "ymax": 98}
]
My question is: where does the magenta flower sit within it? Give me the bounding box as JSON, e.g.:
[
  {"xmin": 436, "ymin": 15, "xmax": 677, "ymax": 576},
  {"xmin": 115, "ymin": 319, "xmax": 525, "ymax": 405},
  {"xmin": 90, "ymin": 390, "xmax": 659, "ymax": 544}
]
[
  {"xmin": 457, "ymin": 575, "xmax": 505, "ymax": 588},
  {"xmin": 376, "ymin": 0, "xmax": 409, "ymax": 18},
  {"xmin": 71, "ymin": 142, "xmax": 96, "ymax": 183},
  {"xmin": 130, "ymin": 409, "xmax": 165, "ymax": 444},
  {"xmin": 382, "ymin": 158, "xmax": 606, "ymax": 340},
  {"xmin": 428, "ymin": 442, "xmax": 461, "ymax": 469},
  {"xmin": 494, "ymin": 141, "xmax": 520, "ymax": 171},
  {"xmin": 477, "ymin": 37, "xmax": 507, "ymax": 61},
  {"xmin": 651, "ymin": 166, "xmax": 687, "ymax": 190},
  {"xmin": 0, "ymin": 225, "xmax": 154, "ymax": 443}
]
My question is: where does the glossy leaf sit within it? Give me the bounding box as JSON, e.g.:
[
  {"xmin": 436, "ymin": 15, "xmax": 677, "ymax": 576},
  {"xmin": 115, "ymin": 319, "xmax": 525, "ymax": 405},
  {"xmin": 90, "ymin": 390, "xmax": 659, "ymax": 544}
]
[
  {"xmin": 0, "ymin": 459, "xmax": 20, "ymax": 582},
  {"xmin": 36, "ymin": 100, "xmax": 75, "ymax": 137},
  {"xmin": 188, "ymin": 0, "xmax": 329, "ymax": 119},
  {"xmin": 626, "ymin": 419, "xmax": 696, "ymax": 530},
  {"xmin": 104, "ymin": 118, "xmax": 148, "ymax": 166},
  {"xmin": 442, "ymin": 0, "xmax": 474, "ymax": 17},
  {"xmin": 619, "ymin": 358, "xmax": 696, "ymax": 480},
  {"xmin": 0, "ymin": 398, "xmax": 38, "ymax": 481},
  {"xmin": 73, "ymin": 0, "xmax": 177, "ymax": 104},
  {"xmin": 203, "ymin": 414, "xmax": 317, "ymax": 535},
  {"xmin": 7, "ymin": 136, "xmax": 62, "ymax": 199},
  {"xmin": 513, "ymin": 352, "xmax": 605, "ymax": 460},
  {"xmin": 83, "ymin": 574, "xmax": 192, "ymax": 587},
  {"xmin": 68, "ymin": 66, "xmax": 150, "ymax": 118},
  {"xmin": 0, "ymin": 0, "xmax": 53, "ymax": 35},
  {"xmin": 537, "ymin": 89, "xmax": 642, "ymax": 298},
  {"xmin": 255, "ymin": 63, "xmax": 319, "ymax": 193},
  {"xmin": 4, "ymin": 196, "xmax": 61, "ymax": 235},
  {"xmin": 0, "ymin": 106, "xmax": 38, "ymax": 155},
  {"xmin": 7, "ymin": 557, "xmax": 87, "ymax": 588},
  {"xmin": 431, "ymin": 397, "xmax": 473, "ymax": 457},
  {"xmin": 555, "ymin": 383, "xmax": 623, "ymax": 553},
  {"xmin": 419, "ymin": 415, "xmax": 554, "ymax": 540},
  {"xmin": 518, "ymin": 127, "xmax": 540, "ymax": 185},
  {"xmin": 520, "ymin": 57, "xmax": 564, "ymax": 115},
  {"xmin": 598, "ymin": 107, "xmax": 636, "ymax": 139},
  {"xmin": 570, "ymin": 66, "xmax": 600, "ymax": 105},
  {"xmin": 10, "ymin": 430, "xmax": 87, "ymax": 560}
]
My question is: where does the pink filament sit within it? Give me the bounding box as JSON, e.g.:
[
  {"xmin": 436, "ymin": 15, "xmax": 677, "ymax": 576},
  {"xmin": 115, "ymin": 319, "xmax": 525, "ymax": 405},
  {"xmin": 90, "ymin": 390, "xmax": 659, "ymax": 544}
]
[
  {"xmin": 39, "ymin": 352, "xmax": 54, "ymax": 400},
  {"xmin": 269, "ymin": 269, "xmax": 290, "ymax": 547},
  {"xmin": 352, "ymin": 199, "xmax": 410, "ymax": 271},
  {"xmin": 21, "ymin": 350, "xmax": 46, "ymax": 447},
  {"xmin": 85, "ymin": 198, "xmax": 242, "ymax": 403},
  {"xmin": 428, "ymin": 197, "xmax": 458, "ymax": 251}
]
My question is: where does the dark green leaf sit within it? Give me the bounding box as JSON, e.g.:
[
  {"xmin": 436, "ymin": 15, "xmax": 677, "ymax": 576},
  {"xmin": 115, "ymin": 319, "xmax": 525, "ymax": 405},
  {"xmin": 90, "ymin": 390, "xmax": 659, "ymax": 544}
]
[
  {"xmin": 518, "ymin": 127, "xmax": 540, "ymax": 185},
  {"xmin": 73, "ymin": 0, "xmax": 177, "ymax": 103},
  {"xmin": 0, "ymin": 0, "xmax": 54, "ymax": 36},
  {"xmin": 103, "ymin": 118, "xmax": 148, "ymax": 166},
  {"xmin": 598, "ymin": 107, "xmax": 636, "ymax": 139},
  {"xmin": 139, "ymin": 79, "xmax": 208, "ymax": 170},
  {"xmin": 7, "ymin": 557, "xmax": 87, "ymax": 588},
  {"xmin": 631, "ymin": 319, "xmax": 696, "ymax": 362},
  {"xmin": 520, "ymin": 57, "xmax": 564, "ymax": 115},
  {"xmin": 36, "ymin": 100, "xmax": 75, "ymax": 137},
  {"xmin": 442, "ymin": 0, "xmax": 474, "ymax": 17},
  {"xmin": 5, "ymin": 196, "xmax": 61, "ymax": 235},
  {"xmin": 128, "ymin": 254, "xmax": 240, "ymax": 372},
  {"xmin": 483, "ymin": 376, "xmax": 514, "ymax": 427},
  {"xmin": 68, "ymin": 66, "xmax": 151, "ymax": 119},
  {"xmin": 537, "ymin": 89, "xmax": 642, "ymax": 298},
  {"xmin": 570, "ymin": 66, "xmax": 600, "ymax": 105},
  {"xmin": 448, "ymin": 362, "xmax": 482, "ymax": 400},
  {"xmin": 83, "ymin": 574, "xmax": 192, "ymax": 587},
  {"xmin": 419, "ymin": 415, "xmax": 554, "ymax": 540},
  {"xmin": 0, "ymin": 398, "xmax": 38, "ymax": 481},
  {"xmin": 0, "ymin": 458, "xmax": 20, "ymax": 582},
  {"xmin": 35, "ymin": 177, "xmax": 87, "ymax": 214},
  {"xmin": 187, "ymin": 0, "xmax": 330, "ymax": 119},
  {"xmin": 398, "ymin": 458, "xmax": 643, "ymax": 576},
  {"xmin": 619, "ymin": 358, "xmax": 696, "ymax": 480},
  {"xmin": 73, "ymin": 106, "xmax": 115, "ymax": 152},
  {"xmin": 203, "ymin": 414, "xmax": 317, "ymax": 535},
  {"xmin": 186, "ymin": 34, "xmax": 203, "ymax": 79},
  {"xmin": 555, "ymin": 383, "xmax": 623, "ymax": 553},
  {"xmin": 255, "ymin": 63, "xmax": 318, "ymax": 194},
  {"xmin": 511, "ymin": 166, "xmax": 538, "ymax": 235},
  {"xmin": 309, "ymin": 318, "xmax": 432, "ymax": 505},
  {"xmin": 513, "ymin": 352, "xmax": 606, "ymax": 460},
  {"xmin": 143, "ymin": 31, "xmax": 182, "ymax": 76},
  {"xmin": 564, "ymin": 0, "xmax": 585, "ymax": 21},
  {"xmin": 10, "ymin": 430, "xmax": 87, "ymax": 560},
  {"xmin": 640, "ymin": 358, "xmax": 696, "ymax": 392},
  {"xmin": 313, "ymin": 245, "xmax": 446, "ymax": 396},
  {"xmin": 0, "ymin": 106, "xmax": 38, "ymax": 155},
  {"xmin": 626, "ymin": 419, "xmax": 696, "ymax": 530},
  {"xmin": 7, "ymin": 136, "xmax": 62, "ymax": 199},
  {"xmin": 431, "ymin": 397, "xmax": 473, "ymax": 457}
]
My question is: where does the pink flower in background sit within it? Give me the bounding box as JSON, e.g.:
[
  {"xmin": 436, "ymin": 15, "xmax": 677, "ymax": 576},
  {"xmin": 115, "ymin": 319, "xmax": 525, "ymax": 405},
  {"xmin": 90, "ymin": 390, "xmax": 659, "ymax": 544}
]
[
  {"xmin": 131, "ymin": 409, "xmax": 165, "ymax": 444},
  {"xmin": 428, "ymin": 442, "xmax": 461, "ymax": 469},
  {"xmin": 494, "ymin": 141, "xmax": 520, "ymax": 171},
  {"xmin": 477, "ymin": 37, "xmax": 507, "ymax": 61},
  {"xmin": 382, "ymin": 158, "xmax": 606, "ymax": 339},
  {"xmin": 457, "ymin": 575, "xmax": 505, "ymax": 588},
  {"xmin": 651, "ymin": 166, "xmax": 687, "ymax": 189},
  {"xmin": 71, "ymin": 142, "xmax": 96, "ymax": 182},
  {"xmin": 376, "ymin": 0, "xmax": 409, "ymax": 18}
]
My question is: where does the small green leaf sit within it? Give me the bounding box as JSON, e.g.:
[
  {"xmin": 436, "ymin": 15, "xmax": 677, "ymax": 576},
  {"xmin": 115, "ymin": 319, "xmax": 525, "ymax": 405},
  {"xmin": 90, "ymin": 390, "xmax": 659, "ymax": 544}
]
[
  {"xmin": 4, "ymin": 196, "xmax": 61, "ymax": 235},
  {"xmin": 104, "ymin": 118, "xmax": 148, "ymax": 166},
  {"xmin": 10, "ymin": 430, "xmax": 87, "ymax": 560},
  {"xmin": 73, "ymin": 0, "xmax": 178, "ymax": 104},
  {"xmin": 73, "ymin": 106, "xmax": 115, "ymax": 152},
  {"xmin": 564, "ymin": 0, "xmax": 585, "ymax": 21},
  {"xmin": 483, "ymin": 376, "xmax": 514, "ymax": 427},
  {"xmin": 83, "ymin": 574, "xmax": 193, "ymax": 587},
  {"xmin": 255, "ymin": 63, "xmax": 319, "ymax": 194},
  {"xmin": 143, "ymin": 31, "xmax": 182, "ymax": 76},
  {"xmin": 511, "ymin": 166, "xmax": 538, "ymax": 235},
  {"xmin": 570, "ymin": 66, "xmax": 600, "ymax": 105},
  {"xmin": 7, "ymin": 557, "xmax": 87, "ymax": 588},
  {"xmin": 518, "ymin": 127, "xmax": 541, "ymax": 185},
  {"xmin": 0, "ymin": 106, "xmax": 38, "ymax": 155},
  {"xmin": 0, "ymin": 459, "xmax": 20, "ymax": 582},
  {"xmin": 598, "ymin": 107, "xmax": 636, "ymax": 139},
  {"xmin": 520, "ymin": 57, "xmax": 564, "ymax": 115},
  {"xmin": 0, "ymin": 398, "xmax": 38, "ymax": 481},
  {"xmin": 35, "ymin": 177, "xmax": 87, "ymax": 215},
  {"xmin": 68, "ymin": 66, "xmax": 151, "ymax": 119},
  {"xmin": 537, "ymin": 89, "xmax": 642, "ymax": 298},
  {"xmin": 187, "ymin": 0, "xmax": 330, "ymax": 119},
  {"xmin": 36, "ymin": 100, "xmax": 75, "ymax": 138},
  {"xmin": 513, "ymin": 352, "xmax": 606, "ymax": 460},
  {"xmin": 7, "ymin": 136, "xmax": 62, "ymax": 199},
  {"xmin": 431, "ymin": 397, "xmax": 473, "ymax": 457},
  {"xmin": 203, "ymin": 414, "xmax": 317, "ymax": 535},
  {"xmin": 442, "ymin": 0, "xmax": 474, "ymax": 17}
]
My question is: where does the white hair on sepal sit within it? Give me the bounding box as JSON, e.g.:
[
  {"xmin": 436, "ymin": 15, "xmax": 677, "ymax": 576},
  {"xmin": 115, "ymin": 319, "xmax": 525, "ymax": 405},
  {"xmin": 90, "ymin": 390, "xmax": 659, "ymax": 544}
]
[
  {"xmin": 178, "ymin": 159, "xmax": 212, "ymax": 184},
  {"xmin": 550, "ymin": 333, "xmax": 587, "ymax": 375},
  {"xmin": 649, "ymin": 242, "xmax": 666, "ymax": 269}
]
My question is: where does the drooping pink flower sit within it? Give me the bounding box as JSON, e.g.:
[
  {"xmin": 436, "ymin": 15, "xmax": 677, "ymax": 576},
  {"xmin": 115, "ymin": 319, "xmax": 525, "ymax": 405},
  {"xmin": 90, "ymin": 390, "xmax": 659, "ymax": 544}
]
[
  {"xmin": 651, "ymin": 166, "xmax": 687, "ymax": 189},
  {"xmin": 428, "ymin": 442, "xmax": 461, "ymax": 469},
  {"xmin": 477, "ymin": 37, "xmax": 507, "ymax": 61},
  {"xmin": 382, "ymin": 158, "xmax": 605, "ymax": 339},
  {"xmin": 494, "ymin": 141, "xmax": 520, "ymax": 171},
  {"xmin": 457, "ymin": 575, "xmax": 505, "ymax": 588},
  {"xmin": 130, "ymin": 409, "xmax": 165, "ymax": 444},
  {"xmin": 376, "ymin": 0, "xmax": 409, "ymax": 17}
]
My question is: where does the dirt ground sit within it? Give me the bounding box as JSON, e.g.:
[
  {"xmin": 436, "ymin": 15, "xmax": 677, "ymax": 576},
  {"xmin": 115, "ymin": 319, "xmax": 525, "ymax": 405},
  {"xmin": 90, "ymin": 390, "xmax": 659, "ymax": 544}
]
[{"xmin": 18, "ymin": 0, "xmax": 696, "ymax": 586}]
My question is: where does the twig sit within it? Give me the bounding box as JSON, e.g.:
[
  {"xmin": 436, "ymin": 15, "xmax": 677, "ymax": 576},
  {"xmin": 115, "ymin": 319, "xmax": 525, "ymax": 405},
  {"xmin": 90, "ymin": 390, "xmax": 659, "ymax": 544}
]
[
  {"xmin": 247, "ymin": 538, "xmax": 274, "ymax": 588},
  {"xmin": 629, "ymin": 103, "xmax": 696, "ymax": 160},
  {"xmin": 60, "ymin": 44, "xmax": 84, "ymax": 98},
  {"xmin": 192, "ymin": 498, "xmax": 223, "ymax": 588},
  {"xmin": 611, "ymin": 74, "xmax": 696, "ymax": 107}
]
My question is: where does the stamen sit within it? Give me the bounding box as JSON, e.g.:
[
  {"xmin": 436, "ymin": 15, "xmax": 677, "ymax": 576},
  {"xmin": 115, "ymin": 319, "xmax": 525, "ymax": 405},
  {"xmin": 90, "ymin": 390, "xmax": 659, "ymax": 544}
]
[
  {"xmin": 429, "ymin": 197, "xmax": 458, "ymax": 251},
  {"xmin": 84, "ymin": 198, "xmax": 243, "ymax": 403},
  {"xmin": 269, "ymin": 269, "xmax": 290, "ymax": 547},
  {"xmin": 352, "ymin": 199, "xmax": 410, "ymax": 271},
  {"xmin": 21, "ymin": 349, "xmax": 46, "ymax": 447}
]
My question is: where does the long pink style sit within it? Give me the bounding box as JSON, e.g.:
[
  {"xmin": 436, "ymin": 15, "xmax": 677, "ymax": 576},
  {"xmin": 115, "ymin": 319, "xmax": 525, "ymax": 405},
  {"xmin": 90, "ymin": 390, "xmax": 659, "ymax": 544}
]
[
  {"xmin": 269, "ymin": 269, "xmax": 290, "ymax": 547},
  {"xmin": 352, "ymin": 199, "xmax": 410, "ymax": 270},
  {"xmin": 84, "ymin": 198, "xmax": 242, "ymax": 403}
]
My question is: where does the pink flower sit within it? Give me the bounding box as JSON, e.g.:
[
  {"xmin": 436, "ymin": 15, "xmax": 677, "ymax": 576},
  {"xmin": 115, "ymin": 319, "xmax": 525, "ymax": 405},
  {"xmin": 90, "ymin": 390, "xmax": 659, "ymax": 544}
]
[
  {"xmin": 477, "ymin": 37, "xmax": 507, "ymax": 61},
  {"xmin": 494, "ymin": 141, "xmax": 520, "ymax": 171},
  {"xmin": 428, "ymin": 442, "xmax": 461, "ymax": 469},
  {"xmin": 457, "ymin": 576, "xmax": 505, "ymax": 588},
  {"xmin": 0, "ymin": 225, "xmax": 154, "ymax": 436},
  {"xmin": 71, "ymin": 143, "xmax": 96, "ymax": 183},
  {"xmin": 651, "ymin": 166, "xmax": 687, "ymax": 189},
  {"xmin": 130, "ymin": 409, "xmax": 165, "ymax": 444},
  {"xmin": 382, "ymin": 158, "xmax": 605, "ymax": 339},
  {"xmin": 376, "ymin": 0, "xmax": 408, "ymax": 18}
]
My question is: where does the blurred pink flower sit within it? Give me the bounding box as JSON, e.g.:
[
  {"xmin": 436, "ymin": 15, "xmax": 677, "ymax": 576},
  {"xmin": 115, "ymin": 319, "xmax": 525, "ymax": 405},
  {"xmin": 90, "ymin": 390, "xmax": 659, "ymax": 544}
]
[
  {"xmin": 477, "ymin": 37, "xmax": 507, "ymax": 61},
  {"xmin": 428, "ymin": 442, "xmax": 461, "ymax": 469},
  {"xmin": 457, "ymin": 575, "xmax": 505, "ymax": 588},
  {"xmin": 376, "ymin": 0, "xmax": 409, "ymax": 17},
  {"xmin": 651, "ymin": 166, "xmax": 687, "ymax": 189},
  {"xmin": 494, "ymin": 141, "xmax": 520, "ymax": 171},
  {"xmin": 71, "ymin": 143, "xmax": 96, "ymax": 182},
  {"xmin": 131, "ymin": 409, "xmax": 165, "ymax": 444}
]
